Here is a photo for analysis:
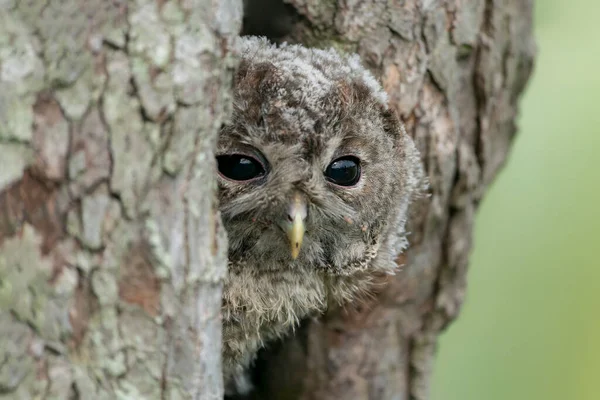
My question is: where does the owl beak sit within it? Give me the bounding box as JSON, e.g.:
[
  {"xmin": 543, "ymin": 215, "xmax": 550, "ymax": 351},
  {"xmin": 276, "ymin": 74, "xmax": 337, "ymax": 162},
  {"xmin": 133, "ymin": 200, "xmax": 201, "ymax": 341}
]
[{"xmin": 284, "ymin": 193, "xmax": 307, "ymax": 260}]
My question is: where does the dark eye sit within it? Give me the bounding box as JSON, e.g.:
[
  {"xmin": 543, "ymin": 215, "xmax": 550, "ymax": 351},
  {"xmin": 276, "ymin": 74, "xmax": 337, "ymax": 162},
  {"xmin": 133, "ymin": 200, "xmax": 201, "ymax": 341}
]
[
  {"xmin": 325, "ymin": 156, "xmax": 361, "ymax": 187},
  {"xmin": 216, "ymin": 154, "xmax": 266, "ymax": 182}
]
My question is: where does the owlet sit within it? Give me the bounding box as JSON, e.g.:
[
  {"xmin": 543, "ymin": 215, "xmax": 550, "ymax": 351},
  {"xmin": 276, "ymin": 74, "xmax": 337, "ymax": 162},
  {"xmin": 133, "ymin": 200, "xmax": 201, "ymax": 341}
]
[{"xmin": 217, "ymin": 36, "xmax": 425, "ymax": 392}]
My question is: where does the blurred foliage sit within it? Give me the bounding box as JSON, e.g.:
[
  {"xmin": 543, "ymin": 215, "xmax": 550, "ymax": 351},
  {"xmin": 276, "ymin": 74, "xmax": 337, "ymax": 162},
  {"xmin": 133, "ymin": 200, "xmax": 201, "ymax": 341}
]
[{"xmin": 432, "ymin": 0, "xmax": 600, "ymax": 399}]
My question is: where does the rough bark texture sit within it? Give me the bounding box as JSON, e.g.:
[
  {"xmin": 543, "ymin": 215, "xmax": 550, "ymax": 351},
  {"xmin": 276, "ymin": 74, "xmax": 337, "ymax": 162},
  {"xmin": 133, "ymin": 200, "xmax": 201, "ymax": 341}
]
[
  {"xmin": 242, "ymin": 0, "xmax": 536, "ymax": 399},
  {"xmin": 0, "ymin": 1, "xmax": 241, "ymax": 399}
]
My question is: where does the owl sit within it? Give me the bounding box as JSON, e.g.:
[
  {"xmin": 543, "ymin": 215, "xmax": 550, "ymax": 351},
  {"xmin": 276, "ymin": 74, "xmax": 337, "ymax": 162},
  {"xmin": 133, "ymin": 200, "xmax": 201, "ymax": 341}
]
[{"xmin": 218, "ymin": 36, "xmax": 425, "ymax": 393}]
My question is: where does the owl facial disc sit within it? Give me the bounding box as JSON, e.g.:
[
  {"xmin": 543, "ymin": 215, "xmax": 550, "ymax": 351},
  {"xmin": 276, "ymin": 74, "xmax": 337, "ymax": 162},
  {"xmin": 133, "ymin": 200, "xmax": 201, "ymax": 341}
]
[{"xmin": 282, "ymin": 192, "xmax": 307, "ymax": 260}]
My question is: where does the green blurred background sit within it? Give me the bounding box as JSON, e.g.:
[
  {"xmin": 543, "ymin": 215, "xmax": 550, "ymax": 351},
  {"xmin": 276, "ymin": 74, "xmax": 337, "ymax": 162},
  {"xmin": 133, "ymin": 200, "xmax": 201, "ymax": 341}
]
[{"xmin": 431, "ymin": 1, "xmax": 600, "ymax": 399}]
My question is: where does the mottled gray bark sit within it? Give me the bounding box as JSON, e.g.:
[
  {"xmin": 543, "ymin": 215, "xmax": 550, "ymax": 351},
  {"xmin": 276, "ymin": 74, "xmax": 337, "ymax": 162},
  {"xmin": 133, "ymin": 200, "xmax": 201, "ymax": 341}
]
[
  {"xmin": 0, "ymin": 1, "xmax": 241, "ymax": 399},
  {"xmin": 243, "ymin": 0, "xmax": 536, "ymax": 399}
]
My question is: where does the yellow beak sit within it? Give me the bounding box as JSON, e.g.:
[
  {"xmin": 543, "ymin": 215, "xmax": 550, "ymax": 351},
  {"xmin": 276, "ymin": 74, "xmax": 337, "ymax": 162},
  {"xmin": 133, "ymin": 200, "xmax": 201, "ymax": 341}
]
[{"xmin": 285, "ymin": 193, "xmax": 307, "ymax": 260}]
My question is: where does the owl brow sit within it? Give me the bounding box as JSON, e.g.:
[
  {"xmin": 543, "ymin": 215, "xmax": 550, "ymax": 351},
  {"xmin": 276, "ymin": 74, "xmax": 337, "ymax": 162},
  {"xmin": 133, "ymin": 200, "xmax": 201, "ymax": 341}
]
[
  {"xmin": 334, "ymin": 136, "xmax": 373, "ymax": 163},
  {"xmin": 303, "ymin": 134, "xmax": 325, "ymax": 159}
]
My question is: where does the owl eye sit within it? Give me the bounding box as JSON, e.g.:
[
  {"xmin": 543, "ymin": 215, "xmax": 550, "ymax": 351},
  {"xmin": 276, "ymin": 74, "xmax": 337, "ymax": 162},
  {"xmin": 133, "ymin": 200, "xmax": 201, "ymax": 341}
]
[
  {"xmin": 217, "ymin": 154, "xmax": 266, "ymax": 182},
  {"xmin": 325, "ymin": 156, "xmax": 361, "ymax": 187}
]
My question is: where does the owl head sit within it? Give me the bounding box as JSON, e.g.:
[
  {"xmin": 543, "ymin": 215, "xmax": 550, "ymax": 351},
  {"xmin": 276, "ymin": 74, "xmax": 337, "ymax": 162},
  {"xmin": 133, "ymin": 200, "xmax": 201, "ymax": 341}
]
[{"xmin": 217, "ymin": 37, "xmax": 424, "ymax": 279}]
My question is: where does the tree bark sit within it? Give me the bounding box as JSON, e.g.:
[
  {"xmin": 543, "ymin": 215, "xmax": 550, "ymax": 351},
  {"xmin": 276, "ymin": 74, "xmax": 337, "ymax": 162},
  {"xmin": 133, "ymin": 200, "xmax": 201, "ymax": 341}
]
[
  {"xmin": 0, "ymin": 1, "xmax": 241, "ymax": 399},
  {"xmin": 243, "ymin": 1, "xmax": 536, "ymax": 399}
]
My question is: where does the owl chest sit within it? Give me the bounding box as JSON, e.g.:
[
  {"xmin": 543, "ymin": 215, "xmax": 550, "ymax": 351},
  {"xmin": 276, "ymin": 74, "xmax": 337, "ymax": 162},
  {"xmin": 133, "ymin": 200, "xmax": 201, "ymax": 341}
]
[{"xmin": 222, "ymin": 267, "xmax": 327, "ymax": 330}]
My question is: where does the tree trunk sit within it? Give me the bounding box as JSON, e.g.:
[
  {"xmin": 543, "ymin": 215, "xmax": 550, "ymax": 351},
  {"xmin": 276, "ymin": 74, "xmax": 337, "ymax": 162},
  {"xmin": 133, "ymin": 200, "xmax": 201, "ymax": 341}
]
[
  {"xmin": 0, "ymin": 1, "xmax": 241, "ymax": 399},
  {"xmin": 243, "ymin": 1, "xmax": 536, "ymax": 399}
]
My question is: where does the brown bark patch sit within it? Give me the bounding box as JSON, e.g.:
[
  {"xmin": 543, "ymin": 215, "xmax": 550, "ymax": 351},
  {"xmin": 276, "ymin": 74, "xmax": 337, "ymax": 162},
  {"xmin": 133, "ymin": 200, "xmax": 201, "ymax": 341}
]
[
  {"xmin": 32, "ymin": 92, "xmax": 70, "ymax": 182},
  {"xmin": 118, "ymin": 241, "xmax": 161, "ymax": 316},
  {"xmin": 383, "ymin": 64, "xmax": 401, "ymax": 95},
  {"xmin": 0, "ymin": 169, "xmax": 65, "ymax": 255}
]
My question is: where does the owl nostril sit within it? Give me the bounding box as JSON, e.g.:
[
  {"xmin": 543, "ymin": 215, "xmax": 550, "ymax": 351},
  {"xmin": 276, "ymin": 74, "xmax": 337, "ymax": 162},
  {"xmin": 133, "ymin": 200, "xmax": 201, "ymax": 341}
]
[
  {"xmin": 286, "ymin": 192, "xmax": 308, "ymax": 222},
  {"xmin": 286, "ymin": 205, "xmax": 308, "ymax": 223}
]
